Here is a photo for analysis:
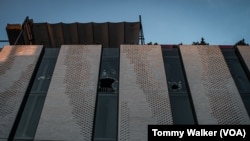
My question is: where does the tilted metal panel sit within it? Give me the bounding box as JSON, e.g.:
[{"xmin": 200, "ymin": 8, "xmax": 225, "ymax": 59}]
[
  {"xmin": 0, "ymin": 45, "xmax": 43, "ymax": 140},
  {"xmin": 180, "ymin": 45, "xmax": 250, "ymax": 124},
  {"xmin": 62, "ymin": 23, "xmax": 79, "ymax": 44},
  {"xmin": 34, "ymin": 45, "xmax": 101, "ymax": 141},
  {"xmin": 119, "ymin": 45, "xmax": 173, "ymax": 141},
  {"xmin": 47, "ymin": 23, "xmax": 64, "ymax": 48},
  {"xmin": 124, "ymin": 22, "xmax": 140, "ymax": 44},
  {"xmin": 77, "ymin": 23, "xmax": 94, "ymax": 44},
  {"xmin": 30, "ymin": 22, "xmax": 140, "ymax": 48},
  {"xmin": 109, "ymin": 22, "xmax": 125, "ymax": 48},
  {"xmin": 6, "ymin": 24, "xmax": 23, "ymax": 45},
  {"xmin": 93, "ymin": 23, "xmax": 109, "ymax": 48},
  {"xmin": 32, "ymin": 23, "xmax": 50, "ymax": 48}
]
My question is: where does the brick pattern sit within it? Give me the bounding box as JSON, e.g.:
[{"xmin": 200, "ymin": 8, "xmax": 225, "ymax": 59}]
[
  {"xmin": 0, "ymin": 45, "xmax": 42, "ymax": 139},
  {"xmin": 63, "ymin": 46, "xmax": 95, "ymax": 139},
  {"xmin": 119, "ymin": 45, "xmax": 172, "ymax": 141},
  {"xmin": 34, "ymin": 45, "xmax": 101, "ymax": 141},
  {"xmin": 180, "ymin": 45, "xmax": 250, "ymax": 124}
]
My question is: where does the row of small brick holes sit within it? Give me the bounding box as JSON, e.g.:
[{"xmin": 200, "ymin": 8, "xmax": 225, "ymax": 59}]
[
  {"xmin": 198, "ymin": 47, "xmax": 245, "ymax": 124},
  {"xmin": 122, "ymin": 48, "xmax": 172, "ymax": 125},
  {"xmin": 63, "ymin": 47, "xmax": 94, "ymax": 138}
]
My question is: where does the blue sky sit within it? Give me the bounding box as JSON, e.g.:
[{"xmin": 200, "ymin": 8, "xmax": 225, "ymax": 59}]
[{"xmin": 0, "ymin": 0, "xmax": 250, "ymax": 47}]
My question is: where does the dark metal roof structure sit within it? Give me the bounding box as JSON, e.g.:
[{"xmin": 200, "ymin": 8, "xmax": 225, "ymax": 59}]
[{"xmin": 6, "ymin": 17, "xmax": 144, "ymax": 48}]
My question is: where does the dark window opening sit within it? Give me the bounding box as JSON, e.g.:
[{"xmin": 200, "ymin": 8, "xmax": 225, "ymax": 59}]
[
  {"xmin": 169, "ymin": 81, "xmax": 182, "ymax": 90},
  {"xmin": 93, "ymin": 48, "xmax": 119, "ymax": 141},
  {"xmin": 13, "ymin": 48, "xmax": 59, "ymax": 140},
  {"xmin": 162, "ymin": 46, "xmax": 197, "ymax": 125},
  {"xmin": 220, "ymin": 47, "xmax": 250, "ymax": 116},
  {"xmin": 99, "ymin": 78, "xmax": 118, "ymax": 93}
]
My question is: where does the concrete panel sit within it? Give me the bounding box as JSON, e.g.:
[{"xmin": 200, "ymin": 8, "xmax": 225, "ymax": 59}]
[
  {"xmin": 237, "ymin": 45, "xmax": 250, "ymax": 71},
  {"xmin": 180, "ymin": 45, "xmax": 250, "ymax": 124},
  {"xmin": 34, "ymin": 45, "xmax": 101, "ymax": 141},
  {"xmin": 119, "ymin": 45, "xmax": 173, "ymax": 141},
  {"xmin": 0, "ymin": 45, "xmax": 43, "ymax": 140}
]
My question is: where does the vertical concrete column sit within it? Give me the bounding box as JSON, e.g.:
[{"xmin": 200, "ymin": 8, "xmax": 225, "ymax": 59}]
[
  {"xmin": 180, "ymin": 45, "xmax": 250, "ymax": 124},
  {"xmin": 0, "ymin": 45, "xmax": 43, "ymax": 141},
  {"xmin": 119, "ymin": 45, "xmax": 173, "ymax": 141},
  {"xmin": 34, "ymin": 45, "xmax": 101, "ymax": 141},
  {"xmin": 237, "ymin": 45, "xmax": 250, "ymax": 71}
]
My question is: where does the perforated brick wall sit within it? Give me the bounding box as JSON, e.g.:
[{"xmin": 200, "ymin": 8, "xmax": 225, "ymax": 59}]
[
  {"xmin": 0, "ymin": 45, "xmax": 43, "ymax": 140},
  {"xmin": 180, "ymin": 45, "xmax": 250, "ymax": 124},
  {"xmin": 119, "ymin": 45, "xmax": 173, "ymax": 141},
  {"xmin": 34, "ymin": 45, "xmax": 101, "ymax": 141}
]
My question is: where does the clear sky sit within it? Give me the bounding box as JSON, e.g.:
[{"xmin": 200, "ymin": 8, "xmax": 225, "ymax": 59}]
[{"xmin": 0, "ymin": 0, "xmax": 250, "ymax": 48}]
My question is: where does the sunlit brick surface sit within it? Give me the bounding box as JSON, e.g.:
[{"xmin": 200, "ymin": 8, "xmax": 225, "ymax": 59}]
[
  {"xmin": 34, "ymin": 45, "xmax": 101, "ymax": 141},
  {"xmin": 180, "ymin": 45, "xmax": 250, "ymax": 124},
  {"xmin": 119, "ymin": 45, "xmax": 173, "ymax": 141},
  {"xmin": 0, "ymin": 45, "xmax": 42, "ymax": 140}
]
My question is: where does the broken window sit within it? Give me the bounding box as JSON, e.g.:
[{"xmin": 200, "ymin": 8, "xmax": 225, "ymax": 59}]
[{"xmin": 162, "ymin": 46, "xmax": 196, "ymax": 125}]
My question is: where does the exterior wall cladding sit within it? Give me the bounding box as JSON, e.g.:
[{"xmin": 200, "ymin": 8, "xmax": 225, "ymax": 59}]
[{"xmin": 0, "ymin": 44, "xmax": 250, "ymax": 141}]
